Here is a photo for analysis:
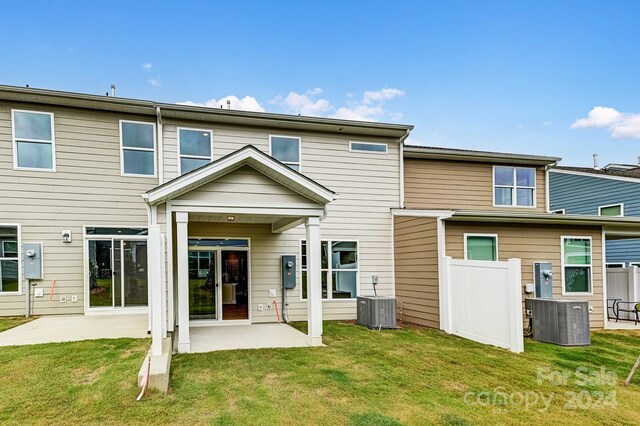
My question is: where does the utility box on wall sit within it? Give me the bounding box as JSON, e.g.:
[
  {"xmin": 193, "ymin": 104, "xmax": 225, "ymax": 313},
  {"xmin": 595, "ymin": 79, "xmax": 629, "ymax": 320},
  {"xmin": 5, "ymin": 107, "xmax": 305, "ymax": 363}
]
[
  {"xmin": 281, "ymin": 255, "xmax": 296, "ymax": 289},
  {"xmin": 534, "ymin": 262, "xmax": 553, "ymax": 298},
  {"xmin": 23, "ymin": 242, "xmax": 43, "ymax": 280}
]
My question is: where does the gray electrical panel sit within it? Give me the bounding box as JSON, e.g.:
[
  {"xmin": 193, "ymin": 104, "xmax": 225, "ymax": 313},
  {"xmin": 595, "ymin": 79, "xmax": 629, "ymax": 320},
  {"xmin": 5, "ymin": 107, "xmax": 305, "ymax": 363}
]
[
  {"xmin": 534, "ymin": 262, "xmax": 553, "ymax": 298},
  {"xmin": 525, "ymin": 298, "xmax": 590, "ymax": 346},
  {"xmin": 23, "ymin": 242, "xmax": 43, "ymax": 280},
  {"xmin": 357, "ymin": 296, "xmax": 397, "ymax": 329},
  {"xmin": 281, "ymin": 255, "xmax": 296, "ymax": 289}
]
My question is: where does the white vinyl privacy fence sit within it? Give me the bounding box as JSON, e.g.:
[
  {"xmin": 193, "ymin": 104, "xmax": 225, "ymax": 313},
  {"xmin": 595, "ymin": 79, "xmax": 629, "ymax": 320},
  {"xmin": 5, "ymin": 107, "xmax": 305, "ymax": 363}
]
[
  {"xmin": 441, "ymin": 257, "xmax": 524, "ymax": 353},
  {"xmin": 606, "ymin": 266, "xmax": 639, "ymax": 321}
]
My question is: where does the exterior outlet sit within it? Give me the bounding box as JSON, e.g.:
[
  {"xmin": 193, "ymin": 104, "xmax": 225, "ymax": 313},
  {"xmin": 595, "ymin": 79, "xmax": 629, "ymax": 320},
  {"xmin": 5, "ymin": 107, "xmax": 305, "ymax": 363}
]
[
  {"xmin": 258, "ymin": 304, "xmax": 264, "ymax": 311},
  {"xmin": 59, "ymin": 295, "xmax": 67, "ymax": 303},
  {"xmin": 269, "ymin": 289, "xmax": 276, "ymax": 298},
  {"xmin": 71, "ymin": 295, "xmax": 78, "ymax": 303},
  {"xmin": 34, "ymin": 288, "xmax": 44, "ymax": 297}
]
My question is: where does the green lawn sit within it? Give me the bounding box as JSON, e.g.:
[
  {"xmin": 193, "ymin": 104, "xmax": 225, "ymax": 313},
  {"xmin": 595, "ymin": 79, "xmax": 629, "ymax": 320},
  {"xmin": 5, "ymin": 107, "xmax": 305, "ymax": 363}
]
[
  {"xmin": 0, "ymin": 322, "xmax": 638, "ymax": 425},
  {"xmin": 0, "ymin": 317, "xmax": 33, "ymax": 333}
]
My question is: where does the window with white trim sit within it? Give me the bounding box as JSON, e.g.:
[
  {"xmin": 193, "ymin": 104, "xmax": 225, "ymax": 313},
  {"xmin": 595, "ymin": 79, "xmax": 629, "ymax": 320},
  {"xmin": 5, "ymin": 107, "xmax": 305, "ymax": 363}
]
[
  {"xmin": 349, "ymin": 141, "xmax": 388, "ymax": 154},
  {"xmin": 178, "ymin": 128, "xmax": 213, "ymax": 175},
  {"xmin": 562, "ymin": 237, "xmax": 592, "ymax": 294},
  {"xmin": 0, "ymin": 226, "xmax": 20, "ymax": 293},
  {"xmin": 464, "ymin": 234, "xmax": 498, "ymax": 261},
  {"xmin": 12, "ymin": 110, "xmax": 55, "ymax": 170},
  {"xmin": 551, "ymin": 209, "xmax": 565, "ymax": 214},
  {"xmin": 120, "ymin": 121, "xmax": 156, "ymax": 176},
  {"xmin": 270, "ymin": 136, "xmax": 301, "ymax": 171},
  {"xmin": 599, "ymin": 203, "xmax": 623, "ymax": 217},
  {"xmin": 494, "ymin": 166, "xmax": 536, "ymax": 207},
  {"xmin": 605, "ymin": 263, "xmax": 625, "ymax": 268},
  {"xmin": 301, "ymin": 240, "xmax": 358, "ymax": 300}
]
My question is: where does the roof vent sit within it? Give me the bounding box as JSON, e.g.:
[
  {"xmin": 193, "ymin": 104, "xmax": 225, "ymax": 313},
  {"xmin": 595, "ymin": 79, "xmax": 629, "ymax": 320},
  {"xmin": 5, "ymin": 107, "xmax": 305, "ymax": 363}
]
[
  {"xmin": 593, "ymin": 153, "xmax": 600, "ymax": 170},
  {"xmin": 111, "ymin": 84, "xmax": 116, "ymax": 97}
]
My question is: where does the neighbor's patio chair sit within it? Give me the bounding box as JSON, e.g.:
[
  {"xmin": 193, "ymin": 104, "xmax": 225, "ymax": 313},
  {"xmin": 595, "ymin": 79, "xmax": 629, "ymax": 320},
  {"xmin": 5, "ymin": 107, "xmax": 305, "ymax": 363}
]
[{"xmin": 614, "ymin": 300, "xmax": 640, "ymax": 325}]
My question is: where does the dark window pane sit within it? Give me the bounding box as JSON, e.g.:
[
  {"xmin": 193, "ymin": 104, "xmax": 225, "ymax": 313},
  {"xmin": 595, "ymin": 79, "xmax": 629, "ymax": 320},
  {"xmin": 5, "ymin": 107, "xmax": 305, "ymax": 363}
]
[
  {"xmin": 516, "ymin": 188, "xmax": 534, "ymax": 206},
  {"xmin": 332, "ymin": 241, "xmax": 357, "ymax": 269},
  {"xmin": 86, "ymin": 227, "xmax": 148, "ymax": 235},
  {"xmin": 14, "ymin": 111, "xmax": 52, "ymax": 140},
  {"xmin": 516, "ymin": 168, "xmax": 535, "ymax": 187},
  {"xmin": 332, "ymin": 271, "xmax": 357, "ymax": 298},
  {"xmin": 180, "ymin": 157, "xmax": 210, "ymax": 175},
  {"xmin": 466, "ymin": 236, "xmax": 497, "ymax": 261},
  {"xmin": 179, "ymin": 129, "xmax": 211, "ymax": 156},
  {"xmin": 271, "ymin": 137, "xmax": 300, "ymax": 163},
  {"xmin": 494, "ymin": 166, "xmax": 514, "ymax": 186},
  {"xmin": 564, "ymin": 266, "xmax": 590, "ymax": 293},
  {"xmin": 122, "ymin": 122, "xmax": 154, "ymax": 149},
  {"xmin": 301, "ymin": 271, "xmax": 328, "ymax": 299},
  {"xmin": 0, "ymin": 260, "xmax": 19, "ymax": 292},
  {"xmin": 123, "ymin": 149, "xmax": 155, "ymax": 175},
  {"xmin": 188, "ymin": 239, "xmax": 248, "ymax": 247},
  {"xmin": 17, "ymin": 141, "xmax": 53, "ymax": 169},
  {"xmin": 495, "ymin": 187, "xmax": 512, "ymax": 206}
]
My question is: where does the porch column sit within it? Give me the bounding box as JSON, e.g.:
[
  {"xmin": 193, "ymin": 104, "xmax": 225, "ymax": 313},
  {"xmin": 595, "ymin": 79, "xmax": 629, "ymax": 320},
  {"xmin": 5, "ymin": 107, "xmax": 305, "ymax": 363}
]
[
  {"xmin": 306, "ymin": 216, "xmax": 323, "ymax": 346},
  {"xmin": 148, "ymin": 225, "xmax": 163, "ymax": 356},
  {"xmin": 176, "ymin": 212, "xmax": 191, "ymax": 353}
]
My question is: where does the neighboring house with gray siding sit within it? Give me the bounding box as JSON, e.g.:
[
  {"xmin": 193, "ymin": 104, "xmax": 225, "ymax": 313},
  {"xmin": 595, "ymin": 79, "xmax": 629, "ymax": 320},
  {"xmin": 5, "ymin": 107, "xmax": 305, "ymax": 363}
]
[{"xmin": 549, "ymin": 166, "xmax": 640, "ymax": 266}]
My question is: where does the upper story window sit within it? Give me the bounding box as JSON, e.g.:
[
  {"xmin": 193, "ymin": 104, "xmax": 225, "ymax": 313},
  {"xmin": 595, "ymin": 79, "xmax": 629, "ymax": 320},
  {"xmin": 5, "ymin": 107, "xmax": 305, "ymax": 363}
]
[
  {"xmin": 464, "ymin": 234, "xmax": 498, "ymax": 261},
  {"xmin": 0, "ymin": 225, "xmax": 20, "ymax": 294},
  {"xmin": 562, "ymin": 237, "xmax": 592, "ymax": 295},
  {"xmin": 599, "ymin": 203, "xmax": 623, "ymax": 217},
  {"xmin": 12, "ymin": 110, "xmax": 55, "ymax": 170},
  {"xmin": 178, "ymin": 128, "xmax": 213, "ymax": 175},
  {"xmin": 493, "ymin": 166, "xmax": 536, "ymax": 207},
  {"xmin": 349, "ymin": 141, "xmax": 388, "ymax": 154},
  {"xmin": 270, "ymin": 136, "xmax": 301, "ymax": 171},
  {"xmin": 120, "ymin": 121, "xmax": 156, "ymax": 177}
]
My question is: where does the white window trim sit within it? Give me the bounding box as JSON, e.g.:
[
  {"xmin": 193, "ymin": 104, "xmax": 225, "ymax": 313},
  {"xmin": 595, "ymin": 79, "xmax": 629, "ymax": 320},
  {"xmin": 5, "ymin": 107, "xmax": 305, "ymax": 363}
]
[
  {"xmin": 0, "ymin": 223, "xmax": 22, "ymax": 296},
  {"xmin": 492, "ymin": 165, "xmax": 537, "ymax": 208},
  {"xmin": 299, "ymin": 238, "xmax": 359, "ymax": 301},
  {"xmin": 605, "ymin": 262, "xmax": 625, "ymax": 268},
  {"xmin": 551, "ymin": 209, "xmax": 565, "ymax": 214},
  {"xmin": 120, "ymin": 120, "xmax": 157, "ymax": 178},
  {"xmin": 269, "ymin": 135, "xmax": 301, "ymax": 171},
  {"xmin": 598, "ymin": 203, "xmax": 624, "ymax": 217},
  {"xmin": 11, "ymin": 109, "xmax": 56, "ymax": 172},
  {"xmin": 349, "ymin": 141, "xmax": 388, "ymax": 154},
  {"xmin": 561, "ymin": 236, "xmax": 593, "ymax": 296},
  {"xmin": 463, "ymin": 233, "xmax": 499, "ymax": 261},
  {"xmin": 629, "ymin": 262, "xmax": 640, "ymax": 267},
  {"xmin": 177, "ymin": 127, "xmax": 214, "ymax": 176}
]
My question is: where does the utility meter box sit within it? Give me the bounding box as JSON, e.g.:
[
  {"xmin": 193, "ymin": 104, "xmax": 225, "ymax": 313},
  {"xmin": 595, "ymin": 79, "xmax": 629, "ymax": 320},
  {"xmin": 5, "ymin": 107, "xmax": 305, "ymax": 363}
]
[
  {"xmin": 23, "ymin": 242, "xmax": 43, "ymax": 280},
  {"xmin": 281, "ymin": 255, "xmax": 296, "ymax": 289},
  {"xmin": 534, "ymin": 262, "xmax": 553, "ymax": 298}
]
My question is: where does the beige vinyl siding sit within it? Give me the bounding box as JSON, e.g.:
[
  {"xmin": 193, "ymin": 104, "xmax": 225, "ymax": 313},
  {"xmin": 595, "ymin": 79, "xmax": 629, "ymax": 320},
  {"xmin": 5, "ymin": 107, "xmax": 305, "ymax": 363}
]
[
  {"xmin": 394, "ymin": 216, "xmax": 439, "ymax": 328},
  {"xmin": 445, "ymin": 221, "xmax": 604, "ymax": 329},
  {"xmin": 404, "ymin": 158, "xmax": 547, "ymax": 212},
  {"xmin": 0, "ymin": 102, "xmax": 154, "ymax": 316}
]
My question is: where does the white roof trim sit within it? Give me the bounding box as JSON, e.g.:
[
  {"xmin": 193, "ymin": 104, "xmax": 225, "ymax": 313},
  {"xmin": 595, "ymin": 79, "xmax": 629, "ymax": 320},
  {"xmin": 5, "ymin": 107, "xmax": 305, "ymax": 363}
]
[
  {"xmin": 391, "ymin": 208, "xmax": 454, "ymax": 218},
  {"xmin": 144, "ymin": 145, "xmax": 335, "ymax": 206},
  {"xmin": 550, "ymin": 168, "xmax": 640, "ymax": 184}
]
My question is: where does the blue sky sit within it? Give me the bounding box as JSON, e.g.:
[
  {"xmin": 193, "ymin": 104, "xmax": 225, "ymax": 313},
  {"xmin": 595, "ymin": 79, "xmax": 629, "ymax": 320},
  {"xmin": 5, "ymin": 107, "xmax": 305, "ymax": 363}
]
[{"xmin": 1, "ymin": 1, "xmax": 639, "ymax": 166}]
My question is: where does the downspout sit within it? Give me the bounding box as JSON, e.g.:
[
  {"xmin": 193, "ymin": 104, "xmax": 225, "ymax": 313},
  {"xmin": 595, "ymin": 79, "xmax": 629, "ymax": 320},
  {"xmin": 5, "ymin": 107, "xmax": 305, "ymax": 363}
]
[
  {"xmin": 398, "ymin": 129, "xmax": 411, "ymax": 209},
  {"xmin": 156, "ymin": 107, "xmax": 164, "ymax": 185},
  {"xmin": 545, "ymin": 162, "xmax": 557, "ymax": 213},
  {"xmin": 143, "ymin": 197, "xmax": 155, "ymax": 335}
]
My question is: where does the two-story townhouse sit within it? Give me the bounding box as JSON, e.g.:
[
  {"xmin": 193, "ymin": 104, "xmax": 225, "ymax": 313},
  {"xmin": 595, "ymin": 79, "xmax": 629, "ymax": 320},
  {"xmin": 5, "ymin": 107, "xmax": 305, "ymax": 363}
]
[
  {"xmin": 393, "ymin": 146, "xmax": 640, "ymax": 332},
  {"xmin": 550, "ymin": 165, "xmax": 640, "ymax": 266},
  {"xmin": 0, "ymin": 85, "xmax": 412, "ymax": 357}
]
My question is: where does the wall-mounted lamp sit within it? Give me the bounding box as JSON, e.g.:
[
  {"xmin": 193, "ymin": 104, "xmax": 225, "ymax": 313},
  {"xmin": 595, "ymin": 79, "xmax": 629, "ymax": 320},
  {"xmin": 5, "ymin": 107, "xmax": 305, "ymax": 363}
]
[
  {"xmin": 227, "ymin": 216, "xmax": 235, "ymax": 222},
  {"xmin": 62, "ymin": 230, "xmax": 72, "ymax": 243}
]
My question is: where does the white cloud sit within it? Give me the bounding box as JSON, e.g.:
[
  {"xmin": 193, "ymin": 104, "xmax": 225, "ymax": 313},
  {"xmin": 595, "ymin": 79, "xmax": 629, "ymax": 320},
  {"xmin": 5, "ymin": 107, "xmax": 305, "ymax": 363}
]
[
  {"xmin": 541, "ymin": 121, "xmax": 553, "ymax": 127},
  {"xmin": 332, "ymin": 105, "xmax": 383, "ymax": 121},
  {"xmin": 305, "ymin": 87, "xmax": 323, "ymax": 95},
  {"xmin": 179, "ymin": 95, "xmax": 265, "ymax": 112},
  {"xmin": 363, "ymin": 88, "xmax": 405, "ymax": 104},
  {"xmin": 571, "ymin": 106, "xmax": 640, "ymax": 139},
  {"xmin": 142, "ymin": 63, "xmax": 153, "ymax": 71},
  {"xmin": 148, "ymin": 76, "xmax": 161, "ymax": 87},
  {"xmin": 275, "ymin": 91, "xmax": 333, "ymax": 116}
]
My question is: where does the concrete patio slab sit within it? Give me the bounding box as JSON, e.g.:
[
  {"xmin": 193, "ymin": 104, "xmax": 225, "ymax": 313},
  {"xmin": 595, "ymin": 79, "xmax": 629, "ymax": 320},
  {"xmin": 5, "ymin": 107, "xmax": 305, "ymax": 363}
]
[
  {"xmin": 0, "ymin": 314, "xmax": 149, "ymax": 347},
  {"xmin": 606, "ymin": 320, "xmax": 640, "ymax": 330},
  {"xmin": 187, "ymin": 323, "xmax": 319, "ymax": 353}
]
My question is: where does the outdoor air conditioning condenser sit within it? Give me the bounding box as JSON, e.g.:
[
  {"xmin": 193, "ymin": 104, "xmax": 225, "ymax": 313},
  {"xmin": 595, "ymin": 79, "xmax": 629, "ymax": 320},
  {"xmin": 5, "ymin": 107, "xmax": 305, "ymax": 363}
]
[
  {"xmin": 356, "ymin": 296, "xmax": 397, "ymax": 329},
  {"xmin": 525, "ymin": 298, "xmax": 590, "ymax": 346}
]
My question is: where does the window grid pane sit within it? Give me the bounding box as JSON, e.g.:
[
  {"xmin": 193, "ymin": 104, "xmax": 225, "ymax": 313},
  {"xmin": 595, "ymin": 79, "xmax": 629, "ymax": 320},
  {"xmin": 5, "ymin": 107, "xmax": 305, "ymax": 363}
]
[
  {"xmin": 301, "ymin": 240, "xmax": 357, "ymax": 300},
  {"xmin": 179, "ymin": 129, "xmax": 211, "ymax": 157},
  {"xmin": 122, "ymin": 122, "xmax": 154, "ymax": 149},
  {"xmin": 16, "ymin": 141, "xmax": 53, "ymax": 169},
  {"xmin": 600, "ymin": 205, "xmax": 622, "ymax": 216},
  {"xmin": 271, "ymin": 136, "xmax": 300, "ymax": 165},
  {"xmin": 564, "ymin": 238, "xmax": 591, "ymax": 265},
  {"xmin": 466, "ymin": 236, "xmax": 496, "ymax": 261},
  {"xmin": 123, "ymin": 150, "xmax": 155, "ymax": 175},
  {"xmin": 14, "ymin": 111, "xmax": 52, "ymax": 141}
]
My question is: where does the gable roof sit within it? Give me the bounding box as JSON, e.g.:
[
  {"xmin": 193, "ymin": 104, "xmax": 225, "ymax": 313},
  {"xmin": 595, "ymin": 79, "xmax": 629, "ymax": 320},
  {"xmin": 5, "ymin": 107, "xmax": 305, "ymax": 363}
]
[
  {"xmin": 552, "ymin": 165, "xmax": 640, "ymax": 180},
  {"xmin": 403, "ymin": 145, "xmax": 560, "ymax": 166},
  {"xmin": 143, "ymin": 145, "xmax": 335, "ymax": 206}
]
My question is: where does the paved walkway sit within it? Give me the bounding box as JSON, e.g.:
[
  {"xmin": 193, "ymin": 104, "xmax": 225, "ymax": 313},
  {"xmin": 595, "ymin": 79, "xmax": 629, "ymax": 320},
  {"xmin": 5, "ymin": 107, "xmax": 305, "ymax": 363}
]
[
  {"xmin": 0, "ymin": 314, "xmax": 149, "ymax": 346},
  {"xmin": 606, "ymin": 319, "xmax": 640, "ymax": 330},
  {"xmin": 188, "ymin": 323, "xmax": 317, "ymax": 353}
]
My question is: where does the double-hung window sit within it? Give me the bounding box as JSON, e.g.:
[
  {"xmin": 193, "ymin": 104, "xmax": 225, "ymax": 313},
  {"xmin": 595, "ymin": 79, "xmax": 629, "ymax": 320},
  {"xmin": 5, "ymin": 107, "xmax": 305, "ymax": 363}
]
[
  {"xmin": 301, "ymin": 240, "xmax": 358, "ymax": 300},
  {"xmin": 494, "ymin": 166, "xmax": 536, "ymax": 207},
  {"xmin": 12, "ymin": 110, "xmax": 55, "ymax": 170},
  {"xmin": 120, "ymin": 121, "xmax": 156, "ymax": 176},
  {"xmin": 464, "ymin": 234, "xmax": 498, "ymax": 261},
  {"xmin": 178, "ymin": 128, "xmax": 213, "ymax": 175},
  {"xmin": 0, "ymin": 225, "xmax": 20, "ymax": 294},
  {"xmin": 561, "ymin": 237, "xmax": 592, "ymax": 294},
  {"xmin": 270, "ymin": 136, "xmax": 301, "ymax": 171}
]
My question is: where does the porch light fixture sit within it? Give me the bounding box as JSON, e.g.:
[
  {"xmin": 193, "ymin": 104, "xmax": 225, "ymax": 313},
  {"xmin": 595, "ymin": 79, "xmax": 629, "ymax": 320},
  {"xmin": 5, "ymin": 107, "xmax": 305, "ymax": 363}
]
[{"xmin": 227, "ymin": 216, "xmax": 235, "ymax": 222}]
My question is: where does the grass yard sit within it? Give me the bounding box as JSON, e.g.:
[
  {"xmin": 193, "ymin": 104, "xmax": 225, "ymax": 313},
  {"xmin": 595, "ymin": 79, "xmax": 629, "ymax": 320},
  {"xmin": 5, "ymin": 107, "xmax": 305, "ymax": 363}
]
[
  {"xmin": 0, "ymin": 322, "xmax": 638, "ymax": 425},
  {"xmin": 0, "ymin": 316, "xmax": 33, "ymax": 333}
]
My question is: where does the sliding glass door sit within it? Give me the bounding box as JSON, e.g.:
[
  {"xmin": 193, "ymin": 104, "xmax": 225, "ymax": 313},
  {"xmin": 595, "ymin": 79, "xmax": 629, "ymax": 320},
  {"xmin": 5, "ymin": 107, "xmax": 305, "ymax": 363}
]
[{"xmin": 88, "ymin": 239, "xmax": 148, "ymax": 309}]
